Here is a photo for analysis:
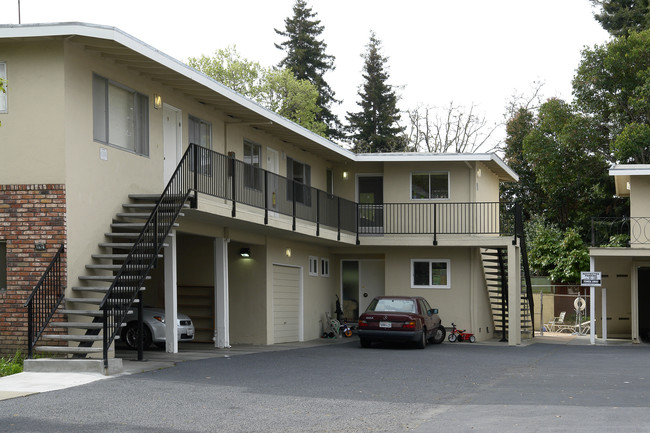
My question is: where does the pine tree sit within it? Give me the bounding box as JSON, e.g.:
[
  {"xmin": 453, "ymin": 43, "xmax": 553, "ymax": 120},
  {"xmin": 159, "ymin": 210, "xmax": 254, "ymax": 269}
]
[
  {"xmin": 346, "ymin": 32, "xmax": 405, "ymax": 153},
  {"xmin": 591, "ymin": 0, "xmax": 650, "ymax": 37},
  {"xmin": 275, "ymin": 0, "xmax": 341, "ymax": 139}
]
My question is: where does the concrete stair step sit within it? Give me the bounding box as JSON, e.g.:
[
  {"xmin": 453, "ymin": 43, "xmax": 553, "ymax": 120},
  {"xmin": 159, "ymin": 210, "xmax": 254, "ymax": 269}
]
[
  {"xmin": 116, "ymin": 211, "xmax": 184, "ymax": 218},
  {"xmin": 85, "ymin": 264, "xmax": 148, "ymax": 271},
  {"xmin": 78, "ymin": 275, "xmax": 151, "ymax": 282},
  {"xmin": 59, "ymin": 309, "xmax": 132, "ymax": 317},
  {"xmin": 91, "ymin": 253, "xmax": 162, "ymax": 260},
  {"xmin": 110, "ymin": 222, "xmax": 180, "ymax": 229},
  {"xmin": 51, "ymin": 321, "xmax": 103, "ymax": 329},
  {"xmin": 41, "ymin": 334, "xmax": 106, "ymax": 342},
  {"xmin": 72, "ymin": 286, "xmax": 144, "ymax": 293},
  {"xmin": 98, "ymin": 242, "xmax": 169, "ymax": 249},
  {"xmin": 34, "ymin": 346, "xmax": 103, "ymax": 354}
]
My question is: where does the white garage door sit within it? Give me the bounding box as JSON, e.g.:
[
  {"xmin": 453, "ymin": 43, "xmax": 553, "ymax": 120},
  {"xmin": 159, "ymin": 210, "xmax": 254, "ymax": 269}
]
[{"xmin": 273, "ymin": 265, "xmax": 302, "ymax": 343}]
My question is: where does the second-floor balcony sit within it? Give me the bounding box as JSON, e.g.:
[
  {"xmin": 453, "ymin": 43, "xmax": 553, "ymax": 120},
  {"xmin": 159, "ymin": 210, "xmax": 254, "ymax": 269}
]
[
  {"xmin": 180, "ymin": 144, "xmax": 522, "ymax": 244},
  {"xmin": 591, "ymin": 217, "xmax": 650, "ymax": 247}
]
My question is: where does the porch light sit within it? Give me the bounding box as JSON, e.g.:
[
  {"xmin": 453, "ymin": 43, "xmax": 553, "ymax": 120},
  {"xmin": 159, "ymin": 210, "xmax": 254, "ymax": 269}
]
[
  {"xmin": 285, "ymin": 248, "xmax": 292, "ymax": 258},
  {"xmin": 342, "ymin": 171, "xmax": 349, "ymax": 180},
  {"xmin": 154, "ymin": 94, "xmax": 162, "ymax": 109},
  {"xmin": 240, "ymin": 248, "xmax": 251, "ymax": 258},
  {"xmin": 627, "ymin": 181, "xmax": 631, "ymax": 191}
]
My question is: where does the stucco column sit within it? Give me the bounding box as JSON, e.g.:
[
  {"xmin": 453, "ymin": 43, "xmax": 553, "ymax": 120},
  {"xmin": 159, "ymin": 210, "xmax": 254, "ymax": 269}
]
[
  {"xmin": 214, "ymin": 237, "xmax": 230, "ymax": 348},
  {"xmin": 589, "ymin": 256, "xmax": 596, "ymax": 345},
  {"xmin": 507, "ymin": 243, "xmax": 521, "ymax": 346},
  {"xmin": 164, "ymin": 230, "xmax": 178, "ymax": 353}
]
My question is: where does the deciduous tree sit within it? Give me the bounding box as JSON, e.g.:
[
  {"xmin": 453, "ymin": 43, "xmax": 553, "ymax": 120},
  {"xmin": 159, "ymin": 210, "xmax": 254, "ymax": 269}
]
[{"xmin": 187, "ymin": 46, "xmax": 326, "ymax": 136}]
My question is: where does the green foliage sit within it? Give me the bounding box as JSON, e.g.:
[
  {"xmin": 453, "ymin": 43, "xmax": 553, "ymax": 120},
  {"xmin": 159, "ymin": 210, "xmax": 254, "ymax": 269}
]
[
  {"xmin": 275, "ymin": 0, "xmax": 340, "ymax": 138},
  {"xmin": 606, "ymin": 233, "xmax": 630, "ymax": 246},
  {"xmin": 573, "ymin": 30, "xmax": 650, "ymax": 163},
  {"xmin": 591, "ymin": 0, "xmax": 650, "ymax": 37},
  {"xmin": 0, "ymin": 351, "xmax": 24, "ymax": 377},
  {"xmin": 526, "ymin": 216, "xmax": 590, "ymax": 284},
  {"xmin": 345, "ymin": 32, "xmax": 406, "ymax": 153},
  {"xmin": 187, "ymin": 46, "xmax": 326, "ymax": 137},
  {"xmin": 613, "ymin": 122, "xmax": 650, "ymax": 163},
  {"xmin": 500, "ymin": 108, "xmax": 544, "ymax": 219},
  {"xmin": 522, "ymin": 98, "xmax": 611, "ymax": 232}
]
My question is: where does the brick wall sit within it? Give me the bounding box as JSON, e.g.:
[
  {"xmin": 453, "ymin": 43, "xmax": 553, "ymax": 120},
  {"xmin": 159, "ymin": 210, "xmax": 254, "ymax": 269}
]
[{"xmin": 0, "ymin": 184, "xmax": 67, "ymax": 356}]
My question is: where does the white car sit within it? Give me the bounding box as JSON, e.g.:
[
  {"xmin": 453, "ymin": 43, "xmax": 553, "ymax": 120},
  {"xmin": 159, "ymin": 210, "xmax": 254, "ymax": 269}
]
[{"xmin": 121, "ymin": 307, "xmax": 195, "ymax": 350}]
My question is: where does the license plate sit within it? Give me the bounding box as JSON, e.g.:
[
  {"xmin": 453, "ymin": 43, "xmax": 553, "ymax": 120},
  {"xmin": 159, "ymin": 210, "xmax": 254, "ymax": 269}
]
[{"xmin": 379, "ymin": 321, "xmax": 391, "ymax": 328}]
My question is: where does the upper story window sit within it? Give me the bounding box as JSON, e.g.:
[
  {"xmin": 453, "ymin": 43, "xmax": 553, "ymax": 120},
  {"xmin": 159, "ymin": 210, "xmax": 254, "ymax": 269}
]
[
  {"xmin": 411, "ymin": 171, "xmax": 449, "ymax": 200},
  {"xmin": 93, "ymin": 74, "xmax": 149, "ymax": 156},
  {"xmin": 287, "ymin": 157, "xmax": 311, "ymax": 205},
  {"xmin": 189, "ymin": 115, "xmax": 212, "ymax": 174},
  {"xmin": 0, "ymin": 62, "xmax": 7, "ymax": 114},
  {"xmin": 244, "ymin": 139, "xmax": 263, "ymax": 190}
]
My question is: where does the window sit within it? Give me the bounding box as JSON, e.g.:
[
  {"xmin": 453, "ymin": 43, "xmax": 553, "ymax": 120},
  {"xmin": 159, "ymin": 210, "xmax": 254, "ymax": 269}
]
[
  {"xmin": 321, "ymin": 258, "xmax": 330, "ymax": 277},
  {"xmin": 93, "ymin": 74, "xmax": 149, "ymax": 156},
  {"xmin": 411, "ymin": 172, "xmax": 449, "ymax": 199},
  {"xmin": 0, "ymin": 62, "xmax": 7, "ymax": 113},
  {"xmin": 244, "ymin": 140, "xmax": 263, "ymax": 190},
  {"xmin": 411, "ymin": 259, "xmax": 450, "ymax": 288},
  {"xmin": 189, "ymin": 115, "xmax": 212, "ymax": 174},
  {"xmin": 0, "ymin": 241, "xmax": 6, "ymax": 291},
  {"xmin": 287, "ymin": 157, "xmax": 311, "ymax": 205},
  {"xmin": 309, "ymin": 256, "xmax": 318, "ymax": 276}
]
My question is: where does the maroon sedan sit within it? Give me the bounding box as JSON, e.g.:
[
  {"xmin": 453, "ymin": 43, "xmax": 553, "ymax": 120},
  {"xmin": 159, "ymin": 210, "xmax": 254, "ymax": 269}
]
[{"xmin": 358, "ymin": 296, "xmax": 445, "ymax": 348}]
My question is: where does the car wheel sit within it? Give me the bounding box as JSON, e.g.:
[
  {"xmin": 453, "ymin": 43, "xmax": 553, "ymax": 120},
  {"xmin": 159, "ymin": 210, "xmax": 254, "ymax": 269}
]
[
  {"xmin": 154, "ymin": 342, "xmax": 166, "ymax": 350},
  {"xmin": 416, "ymin": 328, "xmax": 427, "ymax": 349},
  {"xmin": 469, "ymin": 335, "xmax": 476, "ymax": 343},
  {"xmin": 360, "ymin": 338, "xmax": 372, "ymax": 348},
  {"xmin": 430, "ymin": 325, "xmax": 446, "ymax": 344},
  {"xmin": 448, "ymin": 333, "xmax": 457, "ymax": 342},
  {"xmin": 123, "ymin": 322, "xmax": 153, "ymax": 350}
]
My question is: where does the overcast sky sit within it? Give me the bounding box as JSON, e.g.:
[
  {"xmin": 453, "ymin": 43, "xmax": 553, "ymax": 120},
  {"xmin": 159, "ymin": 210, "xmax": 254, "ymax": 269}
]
[{"xmin": 3, "ymin": 0, "xmax": 611, "ymax": 149}]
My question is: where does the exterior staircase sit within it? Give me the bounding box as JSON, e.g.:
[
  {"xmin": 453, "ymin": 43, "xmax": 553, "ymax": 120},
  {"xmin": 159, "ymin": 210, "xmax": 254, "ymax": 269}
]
[
  {"xmin": 31, "ymin": 194, "xmax": 186, "ymax": 358},
  {"xmin": 480, "ymin": 248, "xmax": 533, "ymax": 341}
]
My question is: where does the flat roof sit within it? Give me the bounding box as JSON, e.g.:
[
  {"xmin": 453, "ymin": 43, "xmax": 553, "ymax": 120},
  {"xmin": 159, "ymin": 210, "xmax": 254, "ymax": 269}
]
[
  {"xmin": 0, "ymin": 22, "xmax": 517, "ymax": 181},
  {"xmin": 610, "ymin": 164, "xmax": 650, "ymax": 177}
]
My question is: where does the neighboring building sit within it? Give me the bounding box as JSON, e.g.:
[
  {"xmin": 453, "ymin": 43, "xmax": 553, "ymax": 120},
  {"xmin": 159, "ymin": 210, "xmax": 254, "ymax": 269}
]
[
  {"xmin": 0, "ymin": 23, "xmax": 529, "ymax": 364},
  {"xmin": 590, "ymin": 165, "xmax": 650, "ymax": 342}
]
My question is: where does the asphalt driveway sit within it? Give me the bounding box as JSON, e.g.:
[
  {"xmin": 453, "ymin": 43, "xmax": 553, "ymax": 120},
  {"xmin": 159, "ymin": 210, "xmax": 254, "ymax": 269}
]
[{"xmin": 1, "ymin": 339, "xmax": 650, "ymax": 432}]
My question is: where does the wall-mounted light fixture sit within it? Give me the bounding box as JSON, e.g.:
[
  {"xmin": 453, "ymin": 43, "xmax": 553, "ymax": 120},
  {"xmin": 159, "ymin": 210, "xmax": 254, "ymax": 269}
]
[
  {"xmin": 239, "ymin": 248, "xmax": 251, "ymax": 258},
  {"xmin": 476, "ymin": 168, "xmax": 482, "ymax": 177},
  {"xmin": 154, "ymin": 94, "xmax": 162, "ymax": 109},
  {"xmin": 285, "ymin": 248, "xmax": 292, "ymax": 258},
  {"xmin": 627, "ymin": 181, "xmax": 631, "ymax": 191},
  {"xmin": 342, "ymin": 171, "xmax": 349, "ymax": 180}
]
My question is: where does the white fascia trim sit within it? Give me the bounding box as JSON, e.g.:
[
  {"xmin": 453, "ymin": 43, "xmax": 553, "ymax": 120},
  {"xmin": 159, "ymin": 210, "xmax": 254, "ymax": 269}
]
[
  {"xmin": 0, "ymin": 22, "xmax": 355, "ymax": 160},
  {"xmin": 355, "ymin": 152, "xmax": 518, "ymax": 181},
  {"xmin": 609, "ymin": 164, "xmax": 650, "ymax": 177}
]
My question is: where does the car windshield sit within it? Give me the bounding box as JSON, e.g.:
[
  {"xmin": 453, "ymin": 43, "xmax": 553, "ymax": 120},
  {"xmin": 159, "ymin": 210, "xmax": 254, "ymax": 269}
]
[{"xmin": 369, "ymin": 299, "xmax": 417, "ymax": 313}]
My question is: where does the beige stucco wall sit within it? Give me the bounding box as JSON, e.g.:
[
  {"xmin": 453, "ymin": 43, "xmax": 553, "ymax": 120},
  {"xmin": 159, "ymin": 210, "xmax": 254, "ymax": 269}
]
[
  {"xmin": 593, "ymin": 256, "xmax": 632, "ymax": 338},
  {"xmin": 381, "ymin": 246, "xmax": 493, "ymax": 341},
  {"xmin": 630, "ymin": 176, "xmax": 650, "ymax": 218},
  {"xmin": 476, "ymin": 162, "xmax": 501, "ymax": 203},
  {"xmin": 0, "ymin": 40, "xmax": 66, "ymax": 184}
]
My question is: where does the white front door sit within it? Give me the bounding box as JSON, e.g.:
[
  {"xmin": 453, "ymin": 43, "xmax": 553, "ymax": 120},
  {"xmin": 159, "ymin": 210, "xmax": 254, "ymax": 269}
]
[
  {"xmin": 163, "ymin": 104, "xmax": 182, "ymax": 183},
  {"xmin": 359, "ymin": 260, "xmax": 385, "ymax": 313}
]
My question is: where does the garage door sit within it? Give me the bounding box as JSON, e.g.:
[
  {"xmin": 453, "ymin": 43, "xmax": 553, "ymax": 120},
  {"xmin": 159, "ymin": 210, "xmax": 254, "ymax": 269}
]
[{"xmin": 273, "ymin": 264, "xmax": 302, "ymax": 343}]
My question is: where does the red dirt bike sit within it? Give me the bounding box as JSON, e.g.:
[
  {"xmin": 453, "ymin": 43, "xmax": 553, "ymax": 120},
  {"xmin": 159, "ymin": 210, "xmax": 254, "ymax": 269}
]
[{"xmin": 447, "ymin": 323, "xmax": 475, "ymax": 343}]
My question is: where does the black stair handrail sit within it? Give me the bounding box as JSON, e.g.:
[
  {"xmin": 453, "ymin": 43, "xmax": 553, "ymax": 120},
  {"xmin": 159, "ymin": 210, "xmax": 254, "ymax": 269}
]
[
  {"xmin": 24, "ymin": 244, "xmax": 65, "ymax": 359},
  {"xmin": 100, "ymin": 144, "xmax": 197, "ymax": 368},
  {"xmin": 514, "ymin": 203, "xmax": 534, "ymax": 335}
]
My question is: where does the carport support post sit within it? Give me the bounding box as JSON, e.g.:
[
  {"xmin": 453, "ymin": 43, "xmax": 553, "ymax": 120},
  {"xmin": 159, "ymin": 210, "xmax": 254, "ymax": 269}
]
[
  {"xmin": 164, "ymin": 231, "xmax": 179, "ymax": 353},
  {"xmin": 214, "ymin": 237, "xmax": 230, "ymax": 348},
  {"xmin": 590, "ymin": 256, "xmax": 596, "ymax": 345},
  {"xmin": 507, "ymin": 243, "xmax": 521, "ymax": 346}
]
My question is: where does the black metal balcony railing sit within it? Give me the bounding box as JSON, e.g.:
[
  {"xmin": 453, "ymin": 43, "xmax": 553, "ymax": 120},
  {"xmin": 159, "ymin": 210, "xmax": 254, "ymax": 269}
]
[
  {"xmin": 591, "ymin": 217, "xmax": 650, "ymax": 247},
  {"xmin": 191, "ymin": 145, "xmax": 518, "ymax": 243},
  {"xmin": 24, "ymin": 244, "xmax": 65, "ymax": 358}
]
